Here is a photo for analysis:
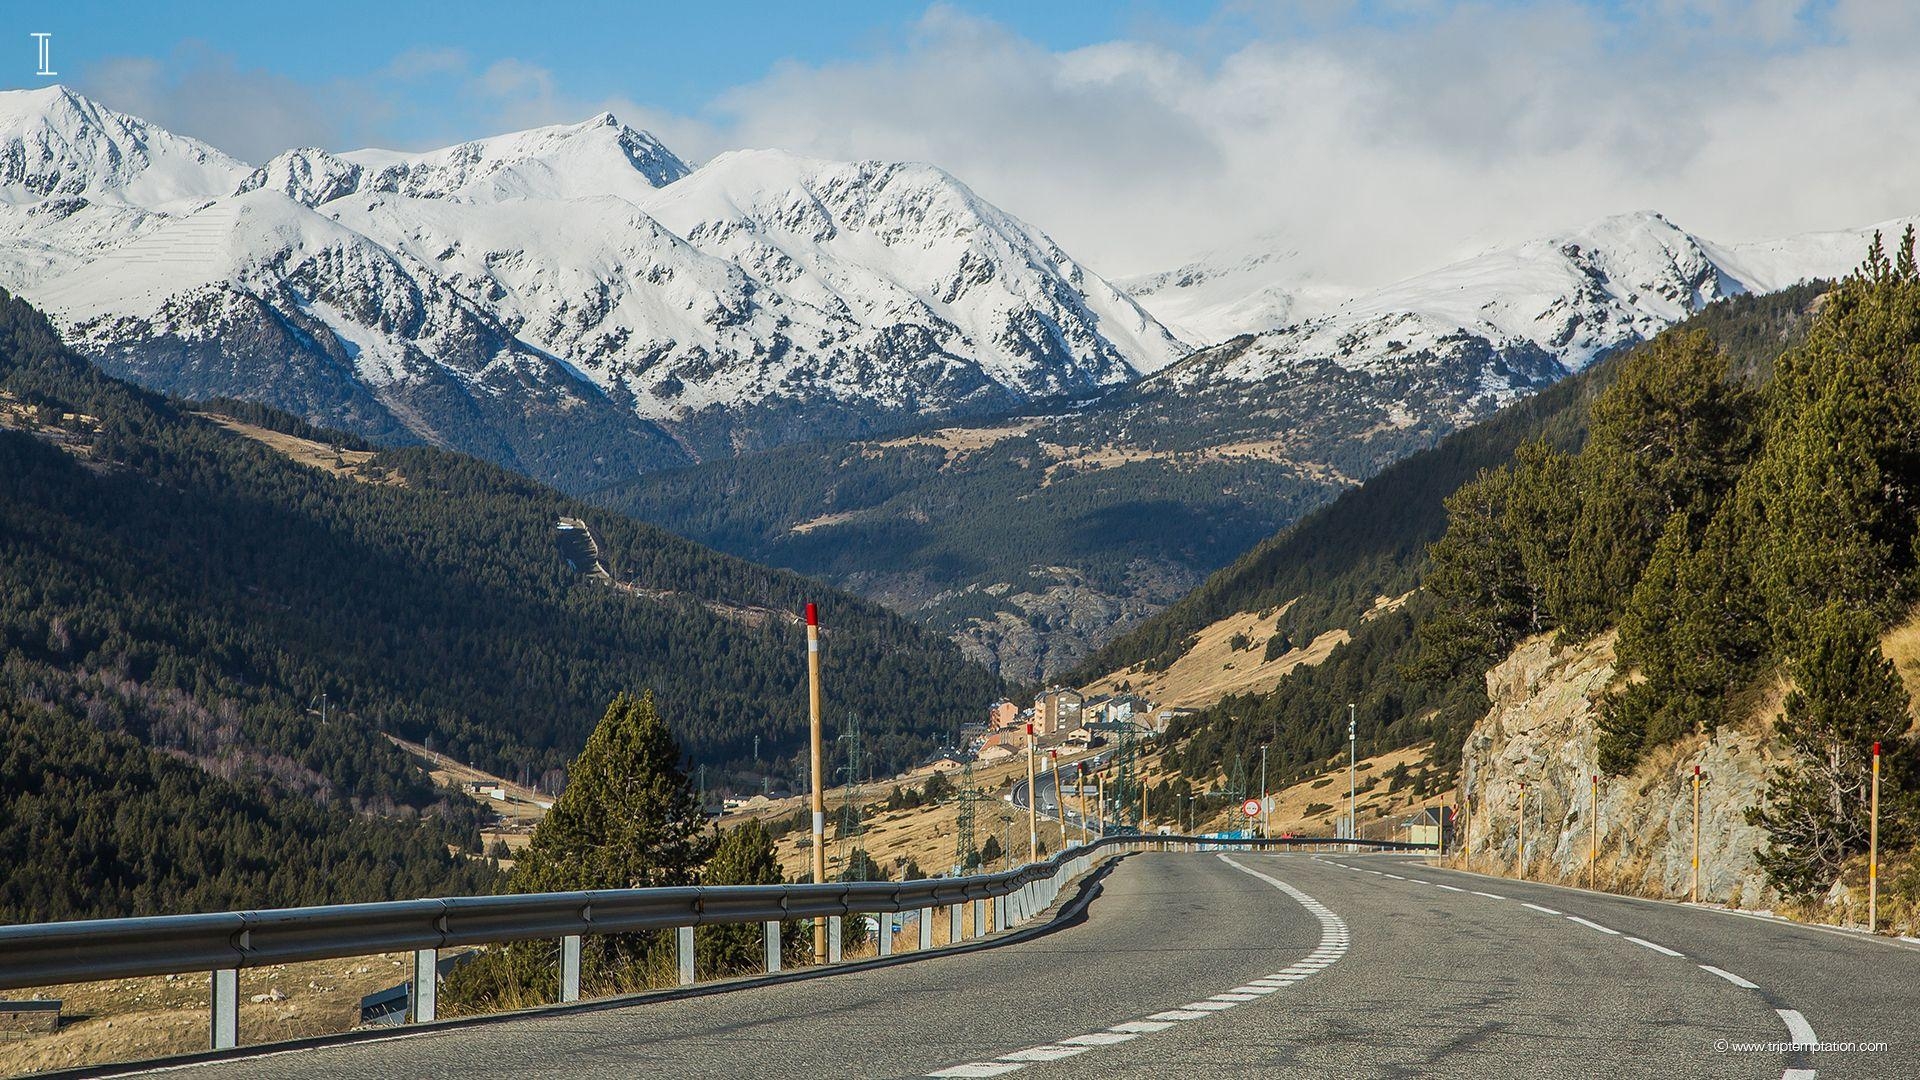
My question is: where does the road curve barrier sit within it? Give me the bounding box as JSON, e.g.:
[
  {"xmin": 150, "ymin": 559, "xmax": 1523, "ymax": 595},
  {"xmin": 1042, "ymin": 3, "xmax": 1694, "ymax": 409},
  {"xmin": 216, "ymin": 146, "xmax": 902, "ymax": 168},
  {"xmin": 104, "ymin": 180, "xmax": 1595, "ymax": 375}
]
[{"xmin": 0, "ymin": 834, "xmax": 1430, "ymax": 1051}]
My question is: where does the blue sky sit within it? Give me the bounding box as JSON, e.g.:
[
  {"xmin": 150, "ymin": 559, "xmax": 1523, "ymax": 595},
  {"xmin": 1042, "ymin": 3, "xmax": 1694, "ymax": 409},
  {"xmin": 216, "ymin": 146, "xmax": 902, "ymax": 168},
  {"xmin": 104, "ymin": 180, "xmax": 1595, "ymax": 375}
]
[
  {"xmin": 35, "ymin": 1, "xmax": 1240, "ymax": 138},
  {"xmin": 12, "ymin": 2, "xmax": 1911, "ymax": 279}
]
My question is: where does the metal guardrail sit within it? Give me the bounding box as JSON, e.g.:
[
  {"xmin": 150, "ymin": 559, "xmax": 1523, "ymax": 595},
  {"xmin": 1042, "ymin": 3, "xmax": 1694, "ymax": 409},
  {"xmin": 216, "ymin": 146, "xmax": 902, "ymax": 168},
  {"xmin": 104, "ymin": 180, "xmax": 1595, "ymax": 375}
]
[{"xmin": 0, "ymin": 834, "xmax": 1431, "ymax": 1051}]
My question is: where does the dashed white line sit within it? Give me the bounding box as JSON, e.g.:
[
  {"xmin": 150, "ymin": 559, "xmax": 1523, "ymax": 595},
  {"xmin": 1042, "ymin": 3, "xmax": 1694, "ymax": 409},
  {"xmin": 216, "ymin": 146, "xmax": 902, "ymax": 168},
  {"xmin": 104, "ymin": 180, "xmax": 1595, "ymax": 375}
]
[
  {"xmin": 1567, "ymin": 916, "xmax": 1621, "ymax": 935},
  {"xmin": 1059, "ymin": 1032, "xmax": 1138, "ymax": 1046},
  {"xmin": 1472, "ymin": 891, "xmax": 1506, "ymax": 900},
  {"xmin": 929, "ymin": 1065, "xmax": 1023, "ymax": 1078},
  {"xmin": 1699, "ymin": 965, "xmax": 1760, "ymax": 989},
  {"xmin": 1626, "ymin": 936, "xmax": 1685, "ymax": 957},
  {"xmin": 1434, "ymin": 883, "xmax": 1467, "ymax": 892},
  {"xmin": 1777, "ymin": 1009, "xmax": 1817, "ymax": 1046},
  {"xmin": 1522, "ymin": 902, "xmax": 1563, "ymax": 915},
  {"xmin": 998, "ymin": 1046, "xmax": 1089, "ymax": 1063}
]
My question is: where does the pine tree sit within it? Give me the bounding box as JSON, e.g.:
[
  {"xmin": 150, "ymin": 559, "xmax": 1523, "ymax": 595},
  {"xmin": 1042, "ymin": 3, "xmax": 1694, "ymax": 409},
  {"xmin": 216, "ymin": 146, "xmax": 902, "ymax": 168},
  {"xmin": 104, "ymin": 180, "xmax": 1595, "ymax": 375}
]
[
  {"xmin": 1411, "ymin": 466, "xmax": 1532, "ymax": 680},
  {"xmin": 1553, "ymin": 330, "xmax": 1754, "ymax": 637},
  {"xmin": 1749, "ymin": 605, "xmax": 1912, "ymax": 898},
  {"xmin": 698, "ymin": 818, "xmax": 785, "ymax": 975},
  {"xmin": 513, "ymin": 692, "xmax": 708, "ymax": 894},
  {"xmin": 445, "ymin": 692, "xmax": 711, "ymax": 1007}
]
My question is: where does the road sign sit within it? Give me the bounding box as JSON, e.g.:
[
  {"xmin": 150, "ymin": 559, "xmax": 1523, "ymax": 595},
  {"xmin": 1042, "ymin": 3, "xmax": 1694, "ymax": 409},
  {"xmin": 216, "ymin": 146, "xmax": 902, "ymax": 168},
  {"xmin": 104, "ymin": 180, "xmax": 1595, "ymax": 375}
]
[{"xmin": 1242, "ymin": 798, "xmax": 1261, "ymax": 818}]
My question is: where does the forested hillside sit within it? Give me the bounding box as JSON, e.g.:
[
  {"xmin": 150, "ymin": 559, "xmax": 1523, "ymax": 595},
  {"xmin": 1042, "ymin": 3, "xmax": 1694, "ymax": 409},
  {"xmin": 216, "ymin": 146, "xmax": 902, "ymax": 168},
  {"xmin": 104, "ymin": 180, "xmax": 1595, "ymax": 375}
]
[
  {"xmin": 1113, "ymin": 284, "xmax": 1827, "ymax": 790},
  {"xmin": 0, "ymin": 289, "xmax": 1003, "ymax": 920}
]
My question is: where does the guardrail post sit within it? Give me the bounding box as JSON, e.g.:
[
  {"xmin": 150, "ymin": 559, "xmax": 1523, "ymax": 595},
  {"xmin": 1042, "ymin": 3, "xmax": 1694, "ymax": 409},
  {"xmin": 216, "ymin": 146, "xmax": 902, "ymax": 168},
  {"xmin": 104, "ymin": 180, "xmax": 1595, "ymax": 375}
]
[
  {"xmin": 918, "ymin": 907, "xmax": 934, "ymax": 950},
  {"xmin": 410, "ymin": 948, "xmax": 437, "ymax": 1023},
  {"xmin": 676, "ymin": 926, "xmax": 695, "ymax": 986},
  {"xmin": 877, "ymin": 912, "xmax": 893, "ymax": 956},
  {"xmin": 560, "ymin": 934, "xmax": 581, "ymax": 1003},
  {"xmin": 827, "ymin": 916, "xmax": 842, "ymax": 963},
  {"xmin": 949, "ymin": 904, "xmax": 964, "ymax": 943},
  {"xmin": 973, "ymin": 899, "xmax": 986, "ymax": 938},
  {"xmin": 210, "ymin": 968, "xmax": 238, "ymax": 1050},
  {"xmin": 763, "ymin": 920, "xmax": 783, "ymax": 973}
]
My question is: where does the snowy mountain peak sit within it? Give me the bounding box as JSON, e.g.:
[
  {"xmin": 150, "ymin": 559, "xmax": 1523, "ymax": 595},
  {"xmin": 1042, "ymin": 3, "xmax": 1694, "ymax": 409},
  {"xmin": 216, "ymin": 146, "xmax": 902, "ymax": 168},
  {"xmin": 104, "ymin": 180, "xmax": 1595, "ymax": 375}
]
[
  {"xmin": 0, "ymin": 85, "xmax": 247, "ymax": 207},
  {"xmin": 329, "ymin": 113, "xmax": 690, "ymax": 205}
]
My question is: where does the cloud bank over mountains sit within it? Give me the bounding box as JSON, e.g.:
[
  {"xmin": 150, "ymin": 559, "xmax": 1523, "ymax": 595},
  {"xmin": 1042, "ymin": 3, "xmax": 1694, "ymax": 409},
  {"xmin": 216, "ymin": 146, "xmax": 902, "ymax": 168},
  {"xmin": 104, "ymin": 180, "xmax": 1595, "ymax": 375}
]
[{"xmin": 63, "ymin": 2, "xmax": 1920, "ymax": 284}]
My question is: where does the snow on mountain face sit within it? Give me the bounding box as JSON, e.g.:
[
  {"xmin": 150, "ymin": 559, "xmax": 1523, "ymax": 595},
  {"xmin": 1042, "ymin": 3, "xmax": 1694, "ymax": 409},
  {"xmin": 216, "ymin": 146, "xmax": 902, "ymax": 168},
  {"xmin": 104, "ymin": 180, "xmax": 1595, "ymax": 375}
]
[
  {"xmin": 1119, "ymin": 242, "xmax": 1349, "ymax": 348},
  {"xmin": 0, "ymin": 86, "xmax": 246, "ymax": 206},
  {"xmin": 238, "ymin": 113, "xmax": 690, "ymax": 207},
  {"xmin": 1150, "ymin": 212, "xmax": 1788, "ymax": 419},
  {"xmin": 641, "ymin": 150, "xmax": 1187, "ymax": 396},
  {"xmin": 1, "ymin": 88, "xmax": 1183, "ymax": 470}
]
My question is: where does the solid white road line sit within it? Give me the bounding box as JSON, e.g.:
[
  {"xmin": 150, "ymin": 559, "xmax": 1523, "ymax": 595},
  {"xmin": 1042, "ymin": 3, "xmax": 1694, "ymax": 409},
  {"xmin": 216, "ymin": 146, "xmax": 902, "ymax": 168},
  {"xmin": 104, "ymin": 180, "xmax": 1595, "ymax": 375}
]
[
  {"xmin": 1698, "ymin": 965, "xmax": 1760, "ymax": 990},
  {"xmin": 926, "ymin": 857, "xmax": 1349, "ymax": 1079},
  {"xmin": 1626, "ymin": 936, "xmax": 1685, "ymax": 957}
]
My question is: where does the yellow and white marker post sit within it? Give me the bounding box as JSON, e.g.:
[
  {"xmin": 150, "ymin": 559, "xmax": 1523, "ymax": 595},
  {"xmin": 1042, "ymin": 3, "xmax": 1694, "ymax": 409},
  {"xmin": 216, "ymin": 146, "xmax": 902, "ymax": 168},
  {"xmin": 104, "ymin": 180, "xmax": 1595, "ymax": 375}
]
[
  {"xmin": 1077, "ymin": 763, "xmax": 1091, "ymax": 844},
  {"xmin": 1869, "ymin": 741, "xmax": 1881, "ymax": 933},
  {"xmin": 806, "ymin": 603, "xmax": 826, "ymax": 963},
  {"xmin": 1589, "ymin": 774, "xmax": 1599, "ymax": 892},
  {"xmin": 1516, "ymin": 783, "xmax": 1527, "ymax": 878},
  {"xmin": 1691, "ymin": 765, "xmax": 1702, "ymax": 904}
]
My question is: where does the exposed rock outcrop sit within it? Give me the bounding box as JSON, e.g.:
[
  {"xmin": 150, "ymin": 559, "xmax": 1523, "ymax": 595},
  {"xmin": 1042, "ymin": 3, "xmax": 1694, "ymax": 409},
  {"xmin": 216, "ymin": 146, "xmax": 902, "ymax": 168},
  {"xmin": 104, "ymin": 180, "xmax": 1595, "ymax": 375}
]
[{"xmin": 1458, "ymin": 633, "xmax": 1782, "ymax": 907}]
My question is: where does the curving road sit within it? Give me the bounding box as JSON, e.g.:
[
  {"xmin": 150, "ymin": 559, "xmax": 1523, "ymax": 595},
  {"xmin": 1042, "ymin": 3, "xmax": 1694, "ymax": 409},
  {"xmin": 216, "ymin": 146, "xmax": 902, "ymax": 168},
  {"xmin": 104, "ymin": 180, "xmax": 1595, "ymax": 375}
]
[{"xmin": 109, "ymin": 853, "xmax": 1919, "ymax": 1079}]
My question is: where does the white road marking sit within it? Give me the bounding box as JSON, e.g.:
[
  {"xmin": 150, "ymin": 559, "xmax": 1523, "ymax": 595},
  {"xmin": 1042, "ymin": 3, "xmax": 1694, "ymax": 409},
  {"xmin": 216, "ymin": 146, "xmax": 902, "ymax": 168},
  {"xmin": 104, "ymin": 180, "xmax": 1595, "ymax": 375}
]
[
  {"xmin": 1626, "ymin": 936, "xmax": 1684, "ymax": 957},
  {"xmin": 1698, "ymin": 965, "xmax": 1760, "ymax": 989},
  {"xmin": 1060, "ymin": 1032, "xmax": 1138, "ymax": 1046},
  {"xmin": 930, "ymin": 856, "xmax": 1348, "ymax": 1080},
  {"xmin": 1472, "ymin": 891, "xmax": 1506, "ymax": 900},
  {"xmin": 1567, "ymin": 916, "xmax": 1620, "ymax": 935},
  {"xmin": 1777, "ymin": 1009, "xmax": 1817, "ymax": 1046},
  {"xmin": 998, "ymin": 1046, "xmax": 1090, "ymax": 1062},
  {"xmin": 1781, "ymin": 1070, "xmax": 1815, "ymax": 1080},
  {"xmin": 929, "ymin": 1065, "xmax": 1024, "ymax": 1078},
  {"xmin": 1522, "ymin": 902, "xmax": 1563, "ymax": 915},
  {"xmin": 1434, "ymin": 884, "xmax": 1466, "ymax": 892},
  {"xmin": 1382, "ymin": 873, "xmax": 1406, "ymax": 880}
]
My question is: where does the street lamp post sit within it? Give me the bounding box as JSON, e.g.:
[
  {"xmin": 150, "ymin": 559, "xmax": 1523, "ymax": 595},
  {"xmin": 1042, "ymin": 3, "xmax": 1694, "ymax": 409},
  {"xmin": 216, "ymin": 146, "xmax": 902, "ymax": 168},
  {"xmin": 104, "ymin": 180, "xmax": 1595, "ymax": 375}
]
[
  {"xmin": 1347, "ymin": 703, "xmax": 1357, "ymax": 844},
  {"xmin": 1258, "ymin": 744, "xmax": 1269, "ymax": 839}
]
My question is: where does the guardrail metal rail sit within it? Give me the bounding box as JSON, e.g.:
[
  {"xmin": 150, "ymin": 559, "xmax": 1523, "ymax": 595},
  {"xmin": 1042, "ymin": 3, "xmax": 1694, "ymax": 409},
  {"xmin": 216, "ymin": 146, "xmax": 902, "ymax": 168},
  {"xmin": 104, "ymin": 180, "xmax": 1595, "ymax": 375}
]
[{"xmin": 0, "ymin": 834, "xmax": 1432, "ymax": 1051}]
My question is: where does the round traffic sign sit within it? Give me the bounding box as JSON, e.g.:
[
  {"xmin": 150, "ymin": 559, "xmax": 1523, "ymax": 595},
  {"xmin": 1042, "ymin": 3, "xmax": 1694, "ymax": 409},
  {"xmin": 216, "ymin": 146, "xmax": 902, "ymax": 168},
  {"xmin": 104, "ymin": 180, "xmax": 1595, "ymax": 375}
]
[{"xmin": 1242, "ymin": 798, "xmax": 1261, "ymax": 818}]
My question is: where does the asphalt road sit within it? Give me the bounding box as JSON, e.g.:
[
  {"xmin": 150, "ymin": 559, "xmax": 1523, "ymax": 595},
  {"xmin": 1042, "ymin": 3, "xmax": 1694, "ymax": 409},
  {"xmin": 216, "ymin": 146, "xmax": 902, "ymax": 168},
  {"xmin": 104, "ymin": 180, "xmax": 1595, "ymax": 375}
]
[{"xmin": 123, "ymin": 852, "xmax": 1920, "ymax": 1079}]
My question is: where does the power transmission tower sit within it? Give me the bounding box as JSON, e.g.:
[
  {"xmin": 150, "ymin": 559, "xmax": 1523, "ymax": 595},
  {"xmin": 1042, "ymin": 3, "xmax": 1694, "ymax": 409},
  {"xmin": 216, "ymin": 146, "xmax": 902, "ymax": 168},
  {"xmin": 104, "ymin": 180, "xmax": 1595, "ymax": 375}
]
[
  {"xmin": 1227, "ymin": 754, "xmax": 1248, "ymax": 802},
  {"xmin": 836, "ymin": 712, "xmax": 866, "ymax": 880},
  {"xmin": 952, "ymin": 759, "xmax": 980, "ymax": 874},
  {"xmin": 1110, "ymin": 722, "xmax": 1140, "ymax": 831}
]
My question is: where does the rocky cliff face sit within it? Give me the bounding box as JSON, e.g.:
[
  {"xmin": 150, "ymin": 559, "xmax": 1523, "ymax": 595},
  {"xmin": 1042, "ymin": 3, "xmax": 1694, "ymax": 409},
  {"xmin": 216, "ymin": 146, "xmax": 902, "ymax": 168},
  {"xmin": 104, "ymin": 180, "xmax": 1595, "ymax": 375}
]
[{"xmin": 1458, "ymin": 633, "xmax": 1783, "ymax": 908}]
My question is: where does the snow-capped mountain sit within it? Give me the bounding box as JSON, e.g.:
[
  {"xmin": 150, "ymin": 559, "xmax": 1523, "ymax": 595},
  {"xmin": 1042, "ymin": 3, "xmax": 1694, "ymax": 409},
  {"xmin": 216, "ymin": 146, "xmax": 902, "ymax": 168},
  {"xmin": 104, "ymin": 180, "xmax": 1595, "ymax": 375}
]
[
  {"xmin": 0, "ymin": 86, "xmax": 1185, "ymax": 472},
  {"xmin": 237, "ymin": 112, "xmax": 691, "ymax": 206},
  {"xmin": 1117, "ymin": 239, "xmax": 1348, "ymax": 348},
  {"xmin": 1109, "ymin": 210, "xmax": 1906, "ymax": 486}
]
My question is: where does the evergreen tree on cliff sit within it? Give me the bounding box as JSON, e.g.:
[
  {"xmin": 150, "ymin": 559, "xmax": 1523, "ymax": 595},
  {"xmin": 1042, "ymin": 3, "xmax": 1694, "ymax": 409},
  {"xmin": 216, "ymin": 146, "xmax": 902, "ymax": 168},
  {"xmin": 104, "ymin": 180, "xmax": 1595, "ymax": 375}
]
[{"xmin": 1749, "ymin": 605, "xmax": 1912, "ymax": 899}]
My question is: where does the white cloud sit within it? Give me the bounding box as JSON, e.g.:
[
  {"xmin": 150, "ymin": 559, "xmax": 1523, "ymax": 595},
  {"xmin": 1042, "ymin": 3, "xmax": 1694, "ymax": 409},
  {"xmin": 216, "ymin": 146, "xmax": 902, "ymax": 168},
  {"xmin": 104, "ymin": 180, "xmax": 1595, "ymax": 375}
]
[
  {"xmin": 680, "ymin": 1, "xmax": 1920, "ymax": 282},
  {"xmin": 69, "ymin": 2, "xmax": 1920, "ymax": 287}
]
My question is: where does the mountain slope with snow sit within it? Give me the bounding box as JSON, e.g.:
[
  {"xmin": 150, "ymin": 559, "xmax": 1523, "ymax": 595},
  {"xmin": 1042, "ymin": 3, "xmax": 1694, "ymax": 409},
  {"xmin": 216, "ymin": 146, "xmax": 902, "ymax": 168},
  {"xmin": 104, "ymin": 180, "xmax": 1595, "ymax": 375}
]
[{"xmin": 0, "ymin": 87, "xmax": 1185, "ymax": 469}]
